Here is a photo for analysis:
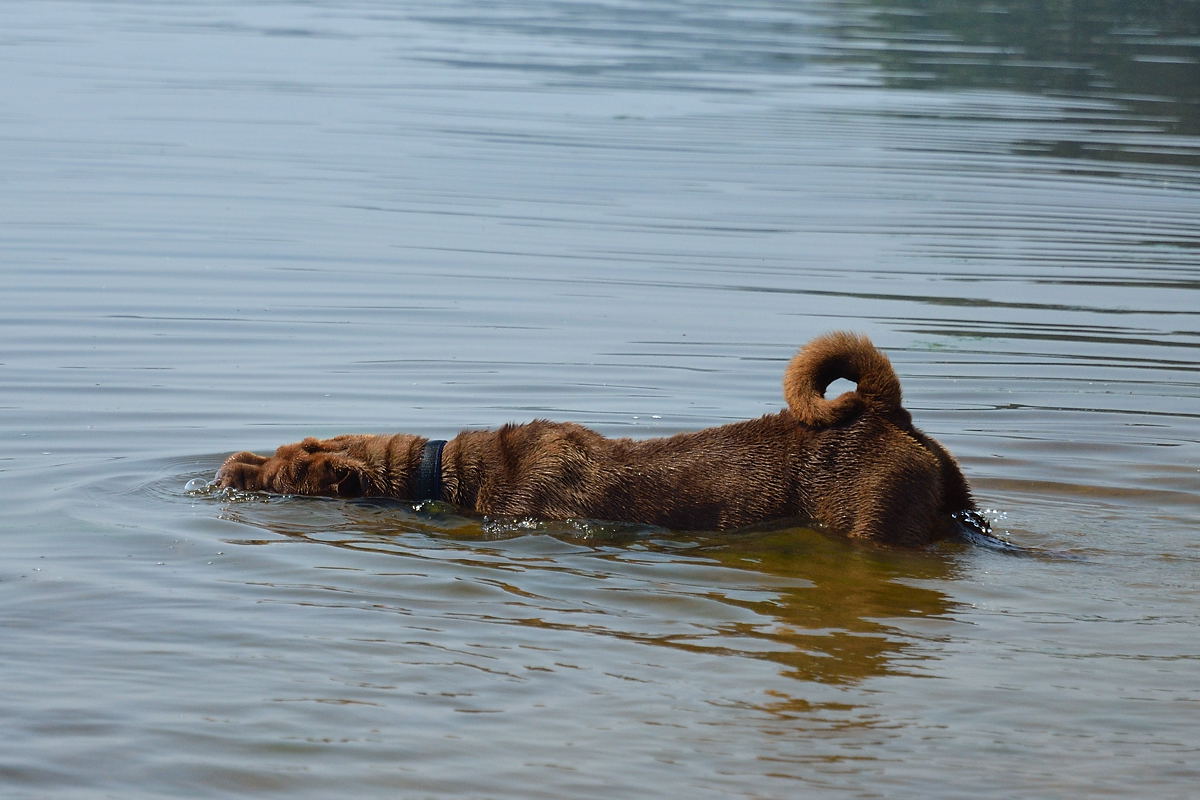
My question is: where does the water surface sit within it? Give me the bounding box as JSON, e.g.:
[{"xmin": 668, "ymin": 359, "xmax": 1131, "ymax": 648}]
[{"xmin": 2, "ymin": 2, "xmax": 1198, "ymax": 798}]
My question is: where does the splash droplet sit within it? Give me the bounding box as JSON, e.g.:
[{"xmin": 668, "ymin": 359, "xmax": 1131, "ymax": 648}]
[{"xmin": 184, "ymin": 477, "xmax": 212, "ymax": 494}]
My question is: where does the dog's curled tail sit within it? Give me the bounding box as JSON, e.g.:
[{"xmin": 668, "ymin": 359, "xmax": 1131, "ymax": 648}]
[{"xmin": 783, "ymin": 332, "xmax": 902, "ymax": 426}]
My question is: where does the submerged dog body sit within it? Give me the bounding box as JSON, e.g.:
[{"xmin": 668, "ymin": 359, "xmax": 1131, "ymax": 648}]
[{"xmin": 217, "ymin": 332, "xmax": 976, "ymax": 545}]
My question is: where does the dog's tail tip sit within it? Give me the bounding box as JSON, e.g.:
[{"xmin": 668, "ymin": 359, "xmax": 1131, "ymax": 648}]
[{"xmin": 783, "ymin": 331, "xmax": 902, "ymax": 426}]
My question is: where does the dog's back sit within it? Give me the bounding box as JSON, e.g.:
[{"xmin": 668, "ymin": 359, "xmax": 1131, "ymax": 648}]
[{"xmin": 449, "ymin": 332, "xmax": 976, "ymax": 543}]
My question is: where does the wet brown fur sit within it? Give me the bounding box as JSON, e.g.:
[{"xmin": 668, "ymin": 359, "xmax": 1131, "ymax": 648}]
[{"xmin": 217, "ymin": 332, "xmax": 976, "ymax": 545}]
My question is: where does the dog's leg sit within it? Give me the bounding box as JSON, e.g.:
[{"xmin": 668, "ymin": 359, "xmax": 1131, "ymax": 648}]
[{"xmin": 216, "ymin": 436, "xmax": 380, "ymax": 497}]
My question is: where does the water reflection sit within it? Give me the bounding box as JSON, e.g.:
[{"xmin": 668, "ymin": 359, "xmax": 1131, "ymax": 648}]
[
  {"xmin": 217, "ymin": 494, "xmax": 962, "ymax": 689},
  {"xmin": 840, "ymin": 0, "xmax": 1200, "ymax": 158},
  {"xmin": 695, "ymin": 528, "xmax": 961, "ymax": 684},
  {"xmin": 422, "ymin": 1, "xmax": 1200, "ymax": 164}
]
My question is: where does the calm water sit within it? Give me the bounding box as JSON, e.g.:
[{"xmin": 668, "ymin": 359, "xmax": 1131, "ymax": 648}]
[{"xmin": 3, "ymin": 1, "xmax": 1198, "ymax": 798}]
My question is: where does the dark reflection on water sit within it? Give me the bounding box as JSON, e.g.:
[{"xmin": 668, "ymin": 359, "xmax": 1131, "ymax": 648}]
[
  {"xmin": 840, "ymin": 0, "xmax": 1200, "ymax": 162},
  {"xmin": 851, "ymin": 2, "xmax": 1198, "ymax": 106},
  {"xmin": 420, "ymin": 1, "xmax": 1200, "ymax": 161}
]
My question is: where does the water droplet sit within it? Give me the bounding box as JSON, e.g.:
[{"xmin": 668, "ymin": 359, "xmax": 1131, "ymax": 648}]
[{"xmin": 184, "ymin": 477, "xmax": 211, "ymax": 494}]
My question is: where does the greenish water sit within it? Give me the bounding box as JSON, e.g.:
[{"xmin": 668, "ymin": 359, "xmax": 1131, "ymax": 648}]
[{"xmin": 2, "ymin": 2, "xmax": 1198, "ymax": 798}]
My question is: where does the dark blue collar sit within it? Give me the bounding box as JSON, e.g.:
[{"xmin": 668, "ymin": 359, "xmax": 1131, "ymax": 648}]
[{"xmin": 412, "ymin": 439, "xmax": 446, "ymax": 501}]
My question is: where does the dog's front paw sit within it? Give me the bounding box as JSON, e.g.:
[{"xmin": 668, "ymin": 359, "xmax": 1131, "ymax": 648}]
[
  {"xmin": 216, "ymin": 438, "xmax": 372, "ymax": 497},
  {"xmin": 215, "ymin": 450, "xmax": 273, "ymax": 492}
]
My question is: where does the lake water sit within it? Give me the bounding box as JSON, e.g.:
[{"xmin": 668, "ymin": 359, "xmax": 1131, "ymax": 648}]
[{"xmin": 2, "ymin": 1, "xmax": 1198, "ymax": 798}]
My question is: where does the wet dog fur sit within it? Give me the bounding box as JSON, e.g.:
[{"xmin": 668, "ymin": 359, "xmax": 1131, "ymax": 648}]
[{"xmin": 217, "ymin": 332, "xmax": 977, "ymax": 545}]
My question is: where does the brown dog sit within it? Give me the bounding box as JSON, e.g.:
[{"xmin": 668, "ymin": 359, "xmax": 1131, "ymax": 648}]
[{"xmin": 216, "ymin": 332, "xmax": 979, "ymax": 545}]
